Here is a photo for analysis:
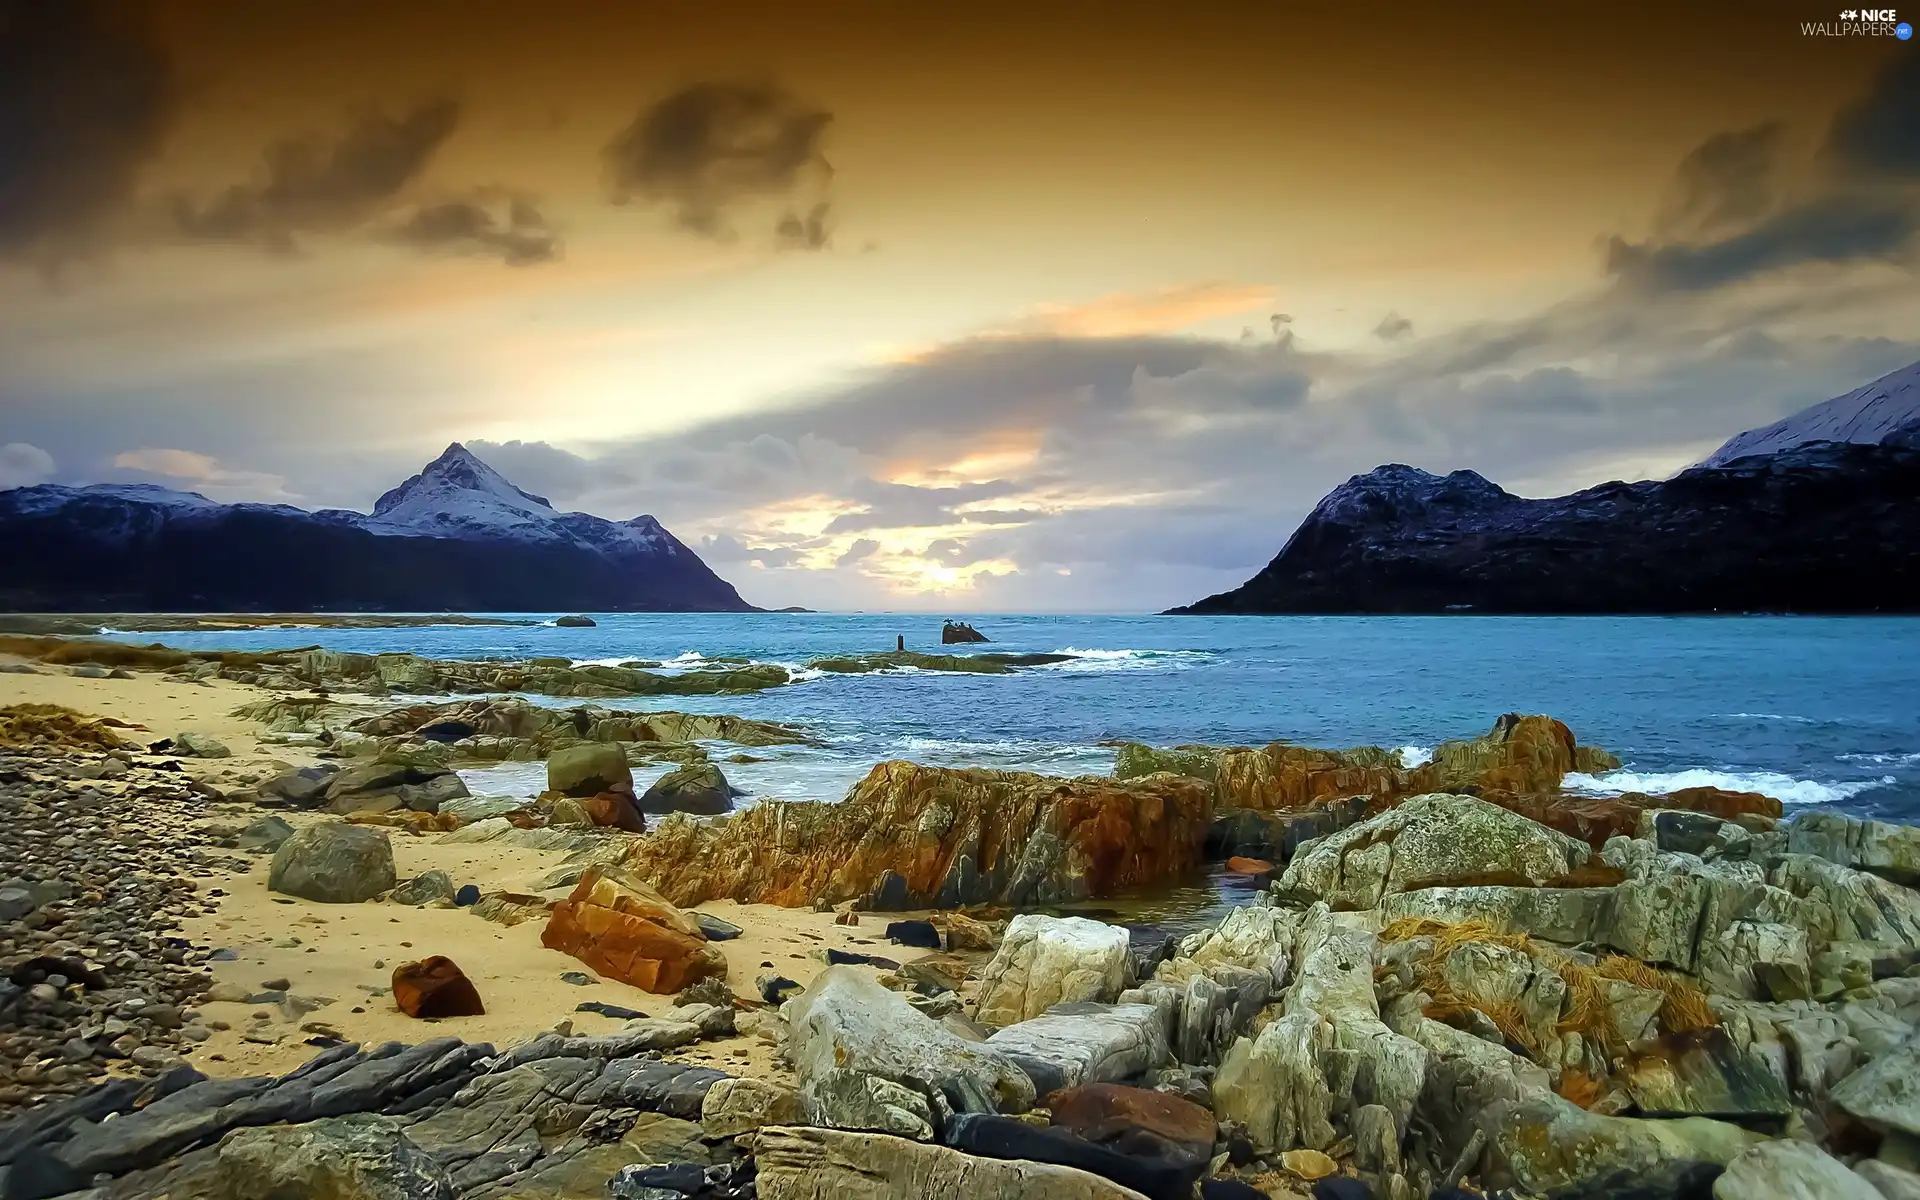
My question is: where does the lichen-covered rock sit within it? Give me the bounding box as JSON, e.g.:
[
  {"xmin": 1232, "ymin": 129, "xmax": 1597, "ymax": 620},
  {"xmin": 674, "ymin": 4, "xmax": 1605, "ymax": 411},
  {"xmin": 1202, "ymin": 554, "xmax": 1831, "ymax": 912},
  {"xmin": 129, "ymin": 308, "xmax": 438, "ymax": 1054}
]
[
  {"xmin": 612, "ymin": 761, "xmax": 1212, "ymax": 910},
  {"xmin": 983, "ymin": 1002, "xmax": 1171, "ymax": 1095},
  {"xmin": 212, "ymin": 1113, "xmax": 454, "ymax": 1200},
  {"xmin": 754, "ymin": 1125, "xmax": 1148, "ymax": 1200},
  {"xmin": 1279, "ymin": 793, "xmax": 1590, "ymax": 909},
  {"xmin": 548, "ymin": 742, "xmax": 633, "ymax": 798},
  {"xmin": 1419, "ymin": 713, "xmax": 1615, "ymax": 795},
  {"xmin": 1486, "ymin": 1094, "xmax": 1761, "ymax": 1198},
  {"xmin": 268, "ymin": 821, "xmax": 397, "ymax": 903},
  {"xmin": 540, "ymin": 866, "xmax": 726, "ymax": 993},
  {"xmin": 1834, "ymin": 1026, "xmax": 1920, "ymax": 1137},
  {"xmin": 1789, "ymin": 810, "xmax": 1920, "ymax": 888},
  {"xmin": 701, "ymin": 1076, "xmax": 804, "ymax": 1137},
  {"xmin": 786, "ymin": 966, "xmax": 1037, "ymax": 1116},
  {"xmin": 974, "ymin": 915, "xmax": 1131, "ymax": 1026}
]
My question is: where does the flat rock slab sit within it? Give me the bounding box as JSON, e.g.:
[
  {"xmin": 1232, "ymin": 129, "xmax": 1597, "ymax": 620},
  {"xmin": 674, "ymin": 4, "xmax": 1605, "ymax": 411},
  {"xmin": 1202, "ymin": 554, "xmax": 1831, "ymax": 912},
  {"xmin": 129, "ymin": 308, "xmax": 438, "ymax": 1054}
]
[
  {"xmin": 984, "ymin": 1003, "xmax": 1170, "ymax": 1096},
  {"xmin": 754, "ymin": 1125, "xmax": 1153, "ymax": 1200},
  {"xmin": 1625, "ymin": 1027, "xmax": 1793, "ymax": 1122}
]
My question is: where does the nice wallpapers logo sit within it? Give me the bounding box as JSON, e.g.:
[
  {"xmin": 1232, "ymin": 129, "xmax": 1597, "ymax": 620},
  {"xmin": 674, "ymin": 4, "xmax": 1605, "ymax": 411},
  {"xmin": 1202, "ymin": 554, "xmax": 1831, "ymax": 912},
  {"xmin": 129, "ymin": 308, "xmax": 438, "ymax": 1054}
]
[{"xmin": 1804, "ymin": 8, "xmax": 1914, "ymax": 35}]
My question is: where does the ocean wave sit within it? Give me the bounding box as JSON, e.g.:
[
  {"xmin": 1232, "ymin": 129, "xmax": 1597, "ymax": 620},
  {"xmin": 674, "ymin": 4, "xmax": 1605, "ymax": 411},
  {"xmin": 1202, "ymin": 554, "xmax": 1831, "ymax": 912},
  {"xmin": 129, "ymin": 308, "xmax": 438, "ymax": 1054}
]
[
  {"xmin": 1717, "ymin": 712, "xmax": 1821, "ymax": 724},
  {"xmin": 896, "ymin": 735, "xmax": 1110, "ymax": 761},
  {"xmin": 1397, "ymin": 745, "xmax": 1434, "ymax": 768},
  {"xmin": 1838, "ymin": 751, "xmax": 1920, "ymax": 766},
  {"xmin": 1564, "ymin": 767, "xmax": 1896, "ymax": 806},
  {"xmin": 1036, "ymin": 647, "xmax": 1215, "ymax": 674}
]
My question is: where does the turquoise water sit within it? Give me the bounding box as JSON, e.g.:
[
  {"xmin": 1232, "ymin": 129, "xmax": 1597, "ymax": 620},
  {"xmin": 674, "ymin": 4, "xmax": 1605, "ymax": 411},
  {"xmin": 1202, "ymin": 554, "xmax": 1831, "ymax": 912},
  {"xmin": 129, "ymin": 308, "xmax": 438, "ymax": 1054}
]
[{"xmin": 115, "ymin": 614, "xmax": 1920, "ymax": 819}]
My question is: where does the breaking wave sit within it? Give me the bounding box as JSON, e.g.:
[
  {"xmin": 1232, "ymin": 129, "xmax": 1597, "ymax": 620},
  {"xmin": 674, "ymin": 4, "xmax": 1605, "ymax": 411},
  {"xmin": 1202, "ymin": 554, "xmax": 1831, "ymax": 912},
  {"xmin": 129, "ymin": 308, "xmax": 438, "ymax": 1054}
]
[{"xmin": 1564, "ymin": 767, "xmax": 1896, "ymax": 807}]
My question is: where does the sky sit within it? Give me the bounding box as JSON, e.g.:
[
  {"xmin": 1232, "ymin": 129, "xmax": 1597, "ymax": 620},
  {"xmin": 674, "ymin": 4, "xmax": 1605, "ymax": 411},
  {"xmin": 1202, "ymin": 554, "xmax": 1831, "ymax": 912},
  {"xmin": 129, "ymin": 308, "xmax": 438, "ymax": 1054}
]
[{"xmin": 2, "ymin": 0, "xmax": 1919, "ymax": 612}]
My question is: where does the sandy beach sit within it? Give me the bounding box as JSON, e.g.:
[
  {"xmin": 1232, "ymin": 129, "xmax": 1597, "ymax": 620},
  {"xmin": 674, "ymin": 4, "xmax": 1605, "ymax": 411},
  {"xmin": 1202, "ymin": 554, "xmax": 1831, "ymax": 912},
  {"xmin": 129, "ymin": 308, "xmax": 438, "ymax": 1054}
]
[{"xmin": 0, "ymin": 654, "xmax": 928, "ymax": 1087}]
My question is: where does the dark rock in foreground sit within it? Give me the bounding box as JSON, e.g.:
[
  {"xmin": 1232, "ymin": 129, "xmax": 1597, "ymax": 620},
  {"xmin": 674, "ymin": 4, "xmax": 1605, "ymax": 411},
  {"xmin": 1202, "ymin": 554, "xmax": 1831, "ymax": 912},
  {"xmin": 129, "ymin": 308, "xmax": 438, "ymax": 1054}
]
[{"xmin": 1172, "ymin": 437, "xmax": 1920, "ymax": 615}]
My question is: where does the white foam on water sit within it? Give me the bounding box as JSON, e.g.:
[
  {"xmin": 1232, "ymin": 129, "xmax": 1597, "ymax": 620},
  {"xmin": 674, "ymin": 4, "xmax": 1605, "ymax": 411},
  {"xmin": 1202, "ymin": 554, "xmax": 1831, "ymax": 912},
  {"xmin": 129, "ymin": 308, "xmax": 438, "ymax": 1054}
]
[
  {"xmin": 1564, "ymin": 767, "xmax": 1897, "ymax": 807},
  {"xmin": 1718, "ymin": 712, "xmax": 1820, "ymax": 724},
  {"xmin": 1838, "ymin": 751, "xmax": 1920, "ymax": 765},
  {"xmin": 1037, "ymin": 647, "xmax": 1214, "ymax": 674},
  {"xmin": 1397, "ymin": 745, "xmax": 1434, "ymax": 768}
]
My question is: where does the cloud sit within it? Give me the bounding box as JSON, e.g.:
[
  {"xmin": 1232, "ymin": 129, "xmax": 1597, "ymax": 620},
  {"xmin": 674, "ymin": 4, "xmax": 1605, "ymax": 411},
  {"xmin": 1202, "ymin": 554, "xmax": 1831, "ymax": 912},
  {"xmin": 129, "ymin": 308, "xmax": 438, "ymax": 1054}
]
[
  {"xmin": 1028, "ymin": 283, "xmax": 1276, "ymax": 338},
  {"xmin": 110, "ymin": 446, "xmax": 292, "ymax": 500},
  {"xmin": 0, "ymin": 1, "xmax": 177, "ymax": 264},
  {"xmin": 834, "ymin": 538, "xmax": 879, "ymax": 567},
  {"xmin": 1825, "ymin": 52, "xmax": 1920, "ymax": 178},
  {"xmin": 822, "ymin": 479, "xmax": 1031, "ymax": 534},
  {"xmin": 1373, "ymin": 311, "xmax": 1414, "ymax": 341},
  {"xmin": 1606, "ymin": 194, "xmax": 1917, "ymax": 292},
  {"xmin": 0, "ymin": 442, "xmax": 55, "ymax": 489},
  {"xmin": 390, "ymin": 192, "xmax": 560, "ymax": 266},
  {"xmin": 698, "ymin": 533, "xmax": 804, "ymax": 568},
  {"xmin": 1655, "ymin": 122, "xmax": 1784, "ymax": 238},
  {"xmin": 174, "ymin": 99, "xmax": 462, "ymax": 251},
  {"xmin": 605, "ymin": 81, "xmax": 833, "ymax": 243}
]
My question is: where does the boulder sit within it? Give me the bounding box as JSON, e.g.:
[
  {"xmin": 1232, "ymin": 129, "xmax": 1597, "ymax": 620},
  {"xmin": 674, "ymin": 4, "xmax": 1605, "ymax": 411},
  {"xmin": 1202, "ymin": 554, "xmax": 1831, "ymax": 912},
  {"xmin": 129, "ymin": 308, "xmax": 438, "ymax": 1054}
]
[
  {"xmin": 234, "ymin": 814, "xmax": 296, "ymax": 851},
  {"xmin": 1278, "ymin": 793, "xmax": 1590, "ymax": 909},
  {"xmin": 1419, "ymin": 713, "xmax": 1616, "ymax": 794},
  {"xmin": 255, "ymin": 764, "xmax": 340, "ymax": 807},
  {"xmin": 390, "ymin": 870, "xmax": 455, "ymax": 906},
  {"xmin": 581, "ymin": 791, "xmax": 648, "ymax": 832},
  {"xmin": 1856, "ymin": 1161, "xmax": 1920, "ymax": 1200},
  {"xmin": 1789, "ymin": 810, "xmax": 1920, "ymax": 888},
  {"xmin": 1623, "ymin": 1027, "xmax": 1794, "ymax": 1122},
  {"xmin": 268, "ymin": 822, "xmax": 397, "ymax": 903},
  {"xmin": 974, "ymin": 915, "xmax": 1132, "ymax": 1026},
  {"xmin": 211, "ymin": 1113, "xmax": 454, "ymax": 1200},
  {"xmin": 754, "ymin": 1124, "xmax": 1151, "ymax": 1200},
  {"xmin": 612, "ymin": 761, "xmax": 1212, "ymax": 910},
  {"xmin": 984, "ymin": 1002, "xmax": 1171, "ymax": 1094},
  {"xmin": 553, "ymin": 614, "xmax": 597, "ymax": 627},
  {"xmin": 547, "ymin": 742, "xmax": 634, "ymax": 798},
  {"xmin": 1835, "ymin": 1026, "xmax": 1920, "ymax": 1137},
  {"xmin": 1713, "ymin": 1139, "xmax": 1881, "ymax": 1200},
  {"xmin": 1214, "ymin": 742, "xmax": 1409, "ymax": 811},
  {"xmin": 942, "ymin": 620, "xmax": 990, "ymax": 643},
  {"xmin": 640, "ymin": 762, "xmax": 735, "ymax": 816},
  {"xmin": 785, "ymin": 966, "xmax": 1037, "ymax": 1116},
  {"xmin": 175, "ymin": 731, "xmax": 232, "ymax": 758},
  {"xmin": 391, "ymin": 956, "xmax": 484, "ymax": 1018},
  {"xmin": 323, "ymin": 754, "xmax": 470, "ymax": 816},
  {"xmin": 945, "ymin": 1111, "xmax": 1202, "ymax": 1200},
  {"xmin": 1377, "ymin": 884, "xmax": 1613, "ymax": 944},
  {"xmin": 1486, "ymin": 1095, "xmax": 1762, "ymax": 1198},
  {"xmin": 701, "ymin": 1076, "xmax": 804, "ymax": 1137},
  {"xmin": 1049, "ymin": 1082, "xmax": 1216, "ymax": 1180},
  {"xmin": 803, "ymin": 1066, "xmax": 938, "ymax": 1139},
  {"xmin": 540, "ymin": 866, "xmax": 727, "ymax": 993}
]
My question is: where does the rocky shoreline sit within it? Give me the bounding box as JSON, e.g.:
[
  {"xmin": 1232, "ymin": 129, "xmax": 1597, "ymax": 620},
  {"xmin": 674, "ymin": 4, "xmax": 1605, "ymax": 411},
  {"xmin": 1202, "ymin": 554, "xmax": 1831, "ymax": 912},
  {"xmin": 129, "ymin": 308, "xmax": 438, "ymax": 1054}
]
[{"xmin": 5, "ymin": 648, "xmax": 1920, "ymax": 1199}]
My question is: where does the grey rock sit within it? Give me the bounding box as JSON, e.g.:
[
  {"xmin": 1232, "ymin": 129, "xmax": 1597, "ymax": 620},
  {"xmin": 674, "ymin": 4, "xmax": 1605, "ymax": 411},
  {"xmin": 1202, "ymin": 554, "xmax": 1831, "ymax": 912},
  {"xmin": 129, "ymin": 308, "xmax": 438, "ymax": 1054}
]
[
  {"xmin": 174, "ymin": 732, "xmax": 232, "ymax": 759},
  {"xmin": 802, "ymin": 1066, "xmax": 937, "ymax": 1139},
  {"xmin": 693, "ymin": 912, "xmax": 743, "ymax": 941},
  {"xmin": 212, "ymin": 1112, "xmax": 454, "ymax": 1199},
  {"xmin": 1489, "ymin": 1094, "xmax": 1762, "ymax": 1199},
  {"xmin": 0, "ymin": 886, "xmax": 34, "ymax": 922},
  {"xmin": 547, "ymin": 742, "xmax": 633, "ymax": 798},
  {"xmin": 1837, "ymin": 1027, "xmax": 1920, "ymax": 1137},
  {"xmin": 234, "ymin": 814, "xmax": 295, "ymax": 852},
  {"xmin": 755, "ymin": 1124, "xmax": 1151, "ymax": 1200},
  {"xmin": 984, "ymin": 1002, "xmax": 1170, "ymax": 1096},
  {"xmin": 269, "ymin": 822, "xmax": 397, "ymax": 903},
  {"xmin": 390, "ymin": 870, "xmax": 456, "ymax": 906},
  {"xmin": 639, "ymin": 762, "xmax": 735, "ymax": 815},
  {"xmin": 1713, "ymin": 1138, "xmax": 1880, "ymax": 1199}
]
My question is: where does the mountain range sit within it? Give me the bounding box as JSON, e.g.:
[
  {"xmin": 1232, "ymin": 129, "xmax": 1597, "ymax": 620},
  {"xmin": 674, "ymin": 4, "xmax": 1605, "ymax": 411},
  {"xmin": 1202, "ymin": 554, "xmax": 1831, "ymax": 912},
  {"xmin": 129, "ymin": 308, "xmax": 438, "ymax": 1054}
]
[
  {"xmin": 0, "ymin": 444, "xmax": 754, "ymax": 612},
  {"xmin": 1173, "ymin": 359, "xmax": 1920, "ymax": 615}
]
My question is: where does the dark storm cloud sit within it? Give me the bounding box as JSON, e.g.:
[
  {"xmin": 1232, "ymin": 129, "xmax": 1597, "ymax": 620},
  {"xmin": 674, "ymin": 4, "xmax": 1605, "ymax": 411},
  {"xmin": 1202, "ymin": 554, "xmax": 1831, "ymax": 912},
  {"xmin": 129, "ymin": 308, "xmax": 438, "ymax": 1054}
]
[
  {"xmin": 605, "ymin": 81, "xmax": 833, "ymax": 244},
  {"xmin": 834, "ymin": 538, "xmax": 879, "ymax": 567},
  {"xmin": 391, "ymin": 193, "xmax": 561, "ymax": 266},
  {"xmin": 1655, "ymin": 122, "xmax": 1784, "ymax": 238},
  {"xmin": 1606, "ymin": 194, "xmax": 1917, "ymax": 292},
  {"xmin": 1824, "ymin": 52, "xmax": 1920, "ymax": 178},
  {"xmin": 0, "ymin": 0, "xmax": 177, "ymax": 263},
  {"xmin": 174, "ymin": 99, "xmax": 461, "ymax": 250}
]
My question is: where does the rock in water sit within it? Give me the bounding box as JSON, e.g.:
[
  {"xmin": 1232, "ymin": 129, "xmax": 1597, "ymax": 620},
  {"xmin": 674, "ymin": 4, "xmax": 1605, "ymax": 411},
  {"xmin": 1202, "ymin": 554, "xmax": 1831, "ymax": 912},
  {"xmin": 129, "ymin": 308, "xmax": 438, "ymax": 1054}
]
[
  {"xmin": 612, "ymin": 760, "xmax": 1212, "ymax": 910},
  {"xmin": 1712, "ymin": 1139, "xmax": 1881, "ymax": 1199},
  {"xmin": 754, "ymin": 1125, "xmax": 1145, "ymax": 1200},
  {"xmin": 392, "ymin": 956, "xmax": 485, "ymax": 1018},
  {"xmin": 942, "ymin": 620, "xmax": 990, "ymax": 643},
  {"xmin": 640, "ymin": 762, "xmax": 735, "ymax": 816},
  {"xmin": 540, "ymin": 866, "xmax": 727, "ymax": 993},
  {"xmin": 548, "ymin": 742, "xmax": 634, "ymax": 798},
  {"xmin": 974, "ymin": 914, "xmax": 1132, "ymax": 1026},
  {"xmin": 553, "ymin": 614, "xmax": 597, "ymax": 627},
  {"xmin": 212, "ymin": 1112, "xmax": 455, "ymax": 1199},
  {"xmin": 786, "ymin": 965, "xmax": 1037, "ymax": 1117},
  {"xmin": 268, "ymin": 822, "xmax": 397, "ymax": 903}
]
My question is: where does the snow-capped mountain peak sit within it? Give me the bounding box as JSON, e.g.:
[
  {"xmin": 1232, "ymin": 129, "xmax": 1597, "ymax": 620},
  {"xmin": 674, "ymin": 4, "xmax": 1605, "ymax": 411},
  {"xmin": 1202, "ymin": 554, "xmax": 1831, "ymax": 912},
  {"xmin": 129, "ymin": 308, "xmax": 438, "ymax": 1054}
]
[{"xmin": 1703, "ymin": 358, "xmax": 1920, "ymax": 466}]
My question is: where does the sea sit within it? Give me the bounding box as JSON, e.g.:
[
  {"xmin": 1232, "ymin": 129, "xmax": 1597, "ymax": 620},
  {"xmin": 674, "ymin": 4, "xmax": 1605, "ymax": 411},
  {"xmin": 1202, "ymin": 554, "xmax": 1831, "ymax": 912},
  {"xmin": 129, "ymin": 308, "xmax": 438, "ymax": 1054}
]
[{"xmin": 110, "ymin": 613, "xmax": 1920, "ymax": 822}]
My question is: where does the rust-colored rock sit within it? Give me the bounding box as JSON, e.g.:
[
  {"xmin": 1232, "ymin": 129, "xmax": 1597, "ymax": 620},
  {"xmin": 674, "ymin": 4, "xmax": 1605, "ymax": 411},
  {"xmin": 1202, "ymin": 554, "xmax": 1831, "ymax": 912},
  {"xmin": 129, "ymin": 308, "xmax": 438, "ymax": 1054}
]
[
  {"xmin": 1224, "ymin": 856, "xmax": 1274, "ymax": 875},
  {"xmin": 613, "ymin": 761, "xmax": 1213, "ymax": 910},
  {"xmin": 1623, "ymin": 786, "xmax": 1783, "ymax": 822},
  {"xmin": 582, "ymin": 791, "xmax": 648, "ymax": 832},
  {"xmin": 392, "ymin": 955, "xmax": 484, "ymax": 1017},
  {"xmin": 1416, "ymin": 714, "xmax": 1616, "ymax": 796},
  {"xmin": 541, "ymin": 866, "xmax": 727, "ymax": 993},
  {"xmin": 1485, "ymin": 784, "xmax": 1784, "ymax": 850},
  {"xmin": 1048, "ymin": 1082, "xmax": 1216, "ymax": 1159},
  {"xmin": 1215, "ymin": 743, "xmax": 1409, "ymax": 812}
]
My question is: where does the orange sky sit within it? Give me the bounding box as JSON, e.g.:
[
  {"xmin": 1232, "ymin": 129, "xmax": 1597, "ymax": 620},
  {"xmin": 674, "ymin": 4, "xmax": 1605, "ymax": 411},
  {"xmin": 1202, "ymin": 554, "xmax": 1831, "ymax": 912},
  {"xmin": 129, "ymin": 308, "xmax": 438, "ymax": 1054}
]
[{"xmin": 3, "ymin": 1, "xmax": 1917, "ymax": 609}]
